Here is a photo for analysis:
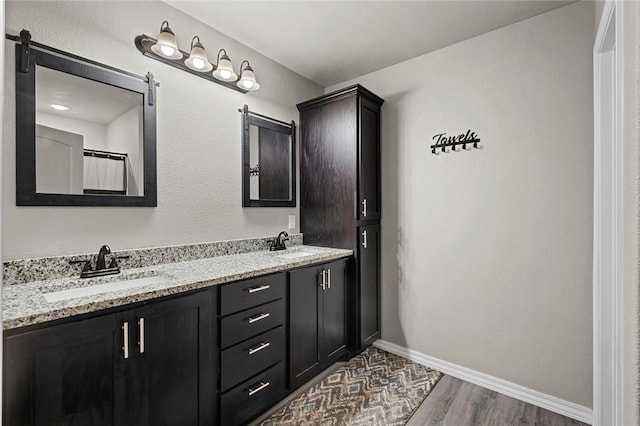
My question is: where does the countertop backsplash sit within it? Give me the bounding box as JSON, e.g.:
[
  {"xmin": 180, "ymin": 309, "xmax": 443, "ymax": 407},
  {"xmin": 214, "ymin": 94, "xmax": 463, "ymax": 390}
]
[{"xmin": 3, "ymin": 234, "xmax": 303, "ymax": 286}]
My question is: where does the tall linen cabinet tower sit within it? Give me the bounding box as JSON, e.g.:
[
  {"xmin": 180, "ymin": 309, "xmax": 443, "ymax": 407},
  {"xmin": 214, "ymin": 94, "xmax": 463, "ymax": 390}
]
[{"xmin": 297, "ymin": 84, "xmax": 384, "ymax": 355}]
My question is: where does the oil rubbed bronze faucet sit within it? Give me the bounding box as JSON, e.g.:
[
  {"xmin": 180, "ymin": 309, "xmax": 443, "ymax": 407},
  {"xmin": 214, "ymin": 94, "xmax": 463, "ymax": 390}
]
[
  {"xmin": 70, "ymin": 244, "xmax": 130, "ymax": 278},
  {"xmin": 269, "ymin": 231, "xmax": 289, "ymax": 251}
]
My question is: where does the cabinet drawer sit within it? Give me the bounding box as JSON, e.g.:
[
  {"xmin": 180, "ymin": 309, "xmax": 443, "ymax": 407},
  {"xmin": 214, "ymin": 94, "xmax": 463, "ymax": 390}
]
[
  {"xmin": 221, "ymin": 326, "xmax": 285, "ymax": 392},
  {"xmin": 220, "ymin": 298, "xmax": 285, "ymax": 349},
  {"xmin": 220, "ymin": 361, "xmax": 286, "ymax": 426},
  {"xmin": 220, "ymin": 273, "xmax": 286, "ymax": 316}
]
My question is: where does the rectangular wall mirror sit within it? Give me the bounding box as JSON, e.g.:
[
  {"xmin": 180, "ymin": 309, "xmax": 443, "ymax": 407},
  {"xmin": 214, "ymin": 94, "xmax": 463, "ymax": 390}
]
[
  {"xmin": 14, "ymin": 34, "xmax": 157, "ymax": 206},
  {"xmin": 241, "ymin": 105, "xmax": 296, "ymax": 207}
]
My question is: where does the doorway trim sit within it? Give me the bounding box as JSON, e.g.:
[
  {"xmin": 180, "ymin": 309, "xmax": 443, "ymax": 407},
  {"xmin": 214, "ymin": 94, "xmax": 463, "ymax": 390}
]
[{"xmin": 593, "ymin": 1, "xmax": 624, "ymax": 425}]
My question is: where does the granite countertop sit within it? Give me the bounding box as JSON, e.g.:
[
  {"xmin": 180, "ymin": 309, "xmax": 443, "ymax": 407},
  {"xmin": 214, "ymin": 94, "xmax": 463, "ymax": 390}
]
[{"xmin": 3, "ymin": 245, "xmax": 352, "ymax": 330}]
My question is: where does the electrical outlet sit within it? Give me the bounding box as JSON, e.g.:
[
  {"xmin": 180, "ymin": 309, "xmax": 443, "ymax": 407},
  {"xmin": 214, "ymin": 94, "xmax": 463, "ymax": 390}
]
[{"xmin": 288, "ymin": 215, "xmax": 295, "ymax": 229}]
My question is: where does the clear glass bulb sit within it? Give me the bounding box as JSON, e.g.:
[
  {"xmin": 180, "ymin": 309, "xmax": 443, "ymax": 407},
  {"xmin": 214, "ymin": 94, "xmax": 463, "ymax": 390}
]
[
  {"xmin": 160, "ymin": 45, "xmax": 175, "ymax": 57},
  {"xmin": 220, "ymin": 69, "xmax": 231, "ymax": 80},
  {"xmin": 192, "ymin": 58, "xmax": 205, "ymax": 69}
]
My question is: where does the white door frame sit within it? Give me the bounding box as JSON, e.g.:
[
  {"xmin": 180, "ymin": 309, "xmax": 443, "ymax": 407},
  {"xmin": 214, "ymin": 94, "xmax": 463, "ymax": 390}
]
[{"xmin": 593, "ymin": 1, "xmax": 624, "ymax": 425}]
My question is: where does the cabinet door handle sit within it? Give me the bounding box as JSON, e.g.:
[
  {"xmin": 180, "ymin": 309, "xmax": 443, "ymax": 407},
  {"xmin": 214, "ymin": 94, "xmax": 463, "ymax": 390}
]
[
  {"xmin": 362, "ymin": 198, "xmax": 368, "ymax": 217},
  {"xmin": 362, "ymin": 230, "xmax": 368, "ymax": 249},
  {"xmin": 321, "ymin": 269, "xmax": 326, "ymax": 290},
  {"xmin": 122, "ymin": 322, "xmax": 129, "ymax": 359},
  {"xmin": 248, "ymin": 312, "xmax": 270, "ymax": 324},
  {"xmin": 327, "ymin": 268, "xmax": 331, "ymax": 289},
  {"xmin": 248, "ymin": 381, "xmax": 270, "ymax": 396},
  {"xmin": 138, "ymin": 317, "xmax": 145, "ymax": 354},
  {"xmin": 248, "ymin": 284, "xmax": 270, "ymax": 293},
  {"xmin": 248, "ymin": 341, "xmax": 271, "ymax": 355}
]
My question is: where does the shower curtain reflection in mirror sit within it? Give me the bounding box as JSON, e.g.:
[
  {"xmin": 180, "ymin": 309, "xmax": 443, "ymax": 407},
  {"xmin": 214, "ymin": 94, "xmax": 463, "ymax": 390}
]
[{"xmin": 83, "ymin": 150, "xmax": 128, "ymax": 195}]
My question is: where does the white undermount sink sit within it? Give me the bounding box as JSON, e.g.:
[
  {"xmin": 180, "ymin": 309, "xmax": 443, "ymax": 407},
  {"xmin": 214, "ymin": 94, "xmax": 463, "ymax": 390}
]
[
  {"xmin": 277, "ymin": 251, "xmax": 315, "ymax": 259},
  {"xmin": 43, "ymin": 275, "xmax": 169, "ymax": 303}
]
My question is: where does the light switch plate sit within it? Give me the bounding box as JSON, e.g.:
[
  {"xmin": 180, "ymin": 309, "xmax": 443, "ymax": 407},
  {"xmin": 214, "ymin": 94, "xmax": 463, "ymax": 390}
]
[{"xmin": 288, "ymin": 215, "xmax": 295, "ymax": 229}]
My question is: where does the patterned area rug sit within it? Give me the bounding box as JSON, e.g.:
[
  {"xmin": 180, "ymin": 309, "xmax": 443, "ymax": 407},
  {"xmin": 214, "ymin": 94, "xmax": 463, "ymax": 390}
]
[{"xmin": 260, "ymin": 346, "xmax": 443, "ymax": 426}]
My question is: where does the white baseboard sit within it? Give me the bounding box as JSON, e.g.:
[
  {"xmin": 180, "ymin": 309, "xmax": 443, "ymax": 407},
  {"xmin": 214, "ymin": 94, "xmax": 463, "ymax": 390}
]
[{"xmin": 373, "ymin": 339, "xmax": 593, "ymax": 424}]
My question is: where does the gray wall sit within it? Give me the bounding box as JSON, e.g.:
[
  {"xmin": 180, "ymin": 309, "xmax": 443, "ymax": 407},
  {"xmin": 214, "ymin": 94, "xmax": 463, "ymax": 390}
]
[
  {"xmin": 621, "ymin": 1, "xmax": 640, "ymax": 424},
  {"xmin": 327, "ymin": 2, "xmax": 594, "ymax": 407},
  {"xmin": 4, "ymin": 1, "xmax": 322, "ymax": 260}
]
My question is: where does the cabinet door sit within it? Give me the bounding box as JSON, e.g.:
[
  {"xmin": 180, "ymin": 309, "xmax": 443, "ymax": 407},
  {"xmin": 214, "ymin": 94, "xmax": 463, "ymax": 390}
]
[
  {"xmin": 359, "ymin": 224, "xmax": 381, "ymax": 349},
  {"xmin": 358, "ymin": 97, "xmax": 381, "ymax": 222},
  {"xmin": 300, "ymin": 96, "xmax": 358, "ymax": 249},
  {"xmin": 118, "ymin": 291, "xmax": 214, "ymax": 426},
  {"xmin": 321, "ymin": 259, "xmax": 347, "ymax": 364},
  {"xmin": 4, "ymin": 314, "xmax": 117, "ymax": 426},
  {"xmin": 288, "ymin": 265, "xmax": 321, "ymax": 389}
]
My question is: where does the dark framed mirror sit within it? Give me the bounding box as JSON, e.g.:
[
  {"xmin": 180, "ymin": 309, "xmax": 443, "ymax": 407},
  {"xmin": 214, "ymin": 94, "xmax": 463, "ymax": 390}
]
[
  {"xmin": 15, "ymin": 38, "xmax": 157, "ymax": 206},
  {"xmin": 241, "ymin": 105, "xmax": 296, "ymax": 207}
]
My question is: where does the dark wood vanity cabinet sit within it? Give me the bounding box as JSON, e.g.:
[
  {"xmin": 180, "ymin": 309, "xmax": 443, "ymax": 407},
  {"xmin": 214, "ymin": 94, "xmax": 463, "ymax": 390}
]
[
  {"xmin": 358, "ymin": 224, "xmax": 381, "ymax": 348},
  {"xmin": 298, "ymin": 85, "xmax": 384, "ymax": 355},
  {"xmin": 3, "ymin": 290, "xmax": 215, "ymax": 426},
  {"xmin": 4, "ymin": 314, "xmax": 117, "ymax": 425},
  {"xmin": 218, "ymin": 273, "xmax": 288, "ymax": 426},
  {"xmin": 289, "ymin": 259, "xmax": 348, "ymax": 390},
  {"xmin": 116, "ymin": 292, "xmax": 215, "ymax": 426}
]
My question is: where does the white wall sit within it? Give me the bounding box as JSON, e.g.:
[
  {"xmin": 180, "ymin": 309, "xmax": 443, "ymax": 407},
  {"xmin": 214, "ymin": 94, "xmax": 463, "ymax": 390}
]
[
  {"xmin": 37, "ymin": 111, "xmax": 108, "ymax": 150},
  {"xmin": 327, "ymin": 2, "xmax": 594, "ymax": 407},
  {"xmin": 107, "ymin": 106, "xmax": 143, "ymax": 195},
  {"xmin": 621, "ymin": 2, "xmax": 640, "ymax": 424},
  {"xmin": 1, "ymin": 0, "xmax": 6, "ymax": 418},
  {"xmin": 4, "ymin": 1, "xmax": 322, "ymax": 260}
]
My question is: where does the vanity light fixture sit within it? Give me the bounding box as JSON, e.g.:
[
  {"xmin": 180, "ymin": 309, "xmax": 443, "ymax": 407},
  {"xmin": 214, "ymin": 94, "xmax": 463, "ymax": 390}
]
[
  {"xmin": 237, "ymin": 60, "xmax": 260, "ymax": 91},
  {"xmin": 135, "ymin": 22, "xmax": 259, "ymax": 94},
  {"xmin": 212, "ymin": 49, "xmax": 238, "ymax": 82},
  {"xmin": 150, "ymin": 21, "xmax": 182, "ymax": 60},
  {"xmin": 184, "ymin": 36, "xmax": 213, "ymax": 72}
]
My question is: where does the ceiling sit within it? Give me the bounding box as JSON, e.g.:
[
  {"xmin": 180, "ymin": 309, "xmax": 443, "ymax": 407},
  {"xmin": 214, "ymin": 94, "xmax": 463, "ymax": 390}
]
[
  {"xmin": 165, "ymin": 0, "xmax": 575, "ymax": 87},
  {"xmin": 36, "ymin": 66, "xmax": 142, "ymax": 124}
]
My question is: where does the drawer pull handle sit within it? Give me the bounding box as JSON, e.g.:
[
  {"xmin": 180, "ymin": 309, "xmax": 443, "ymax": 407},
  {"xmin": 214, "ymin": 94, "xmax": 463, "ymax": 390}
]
[
  {"xmin": 248, "ymin": 312, "xmax": 270, "ymax": 324},
  {"xmin": 248, "ymin": 381, "xmax": 270, "ymax": 396},
  {"xmin": 248, "ymin": 341, "xmax": 271, "ymax": 355},
  {"xmin": 248, "ymin": 285, "xmax": 270, "ymax": 293}
]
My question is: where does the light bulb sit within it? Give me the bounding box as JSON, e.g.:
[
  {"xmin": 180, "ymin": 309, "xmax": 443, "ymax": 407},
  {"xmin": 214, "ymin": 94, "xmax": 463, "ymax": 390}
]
[
  {"xmin": 50, "ymin": 104, "xmax": 70, "ymax": 111},
  {"xmin": 242, "ymin": 80, "xmax": 254, "ymax": 89},
  {"xmin": 191, "ymin": 58, "xmax": 205, "ymax": 69},
  {"xmin": 160, "ymin": 45, "xmax": 175, "ymax": 57},
  {"xmin": 220, "ymin": 69, "xmax": 232, "ymax": 80}
]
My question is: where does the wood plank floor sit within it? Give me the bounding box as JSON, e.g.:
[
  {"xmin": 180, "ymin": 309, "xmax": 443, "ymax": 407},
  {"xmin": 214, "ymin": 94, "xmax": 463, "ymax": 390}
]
[
  {"xmin": 407, "ymin": 375, "xmax": 590, "ymax": 426},
  {"xmin": 252, "ymin": 366, "xmax": 589, "ymax": 426}
]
